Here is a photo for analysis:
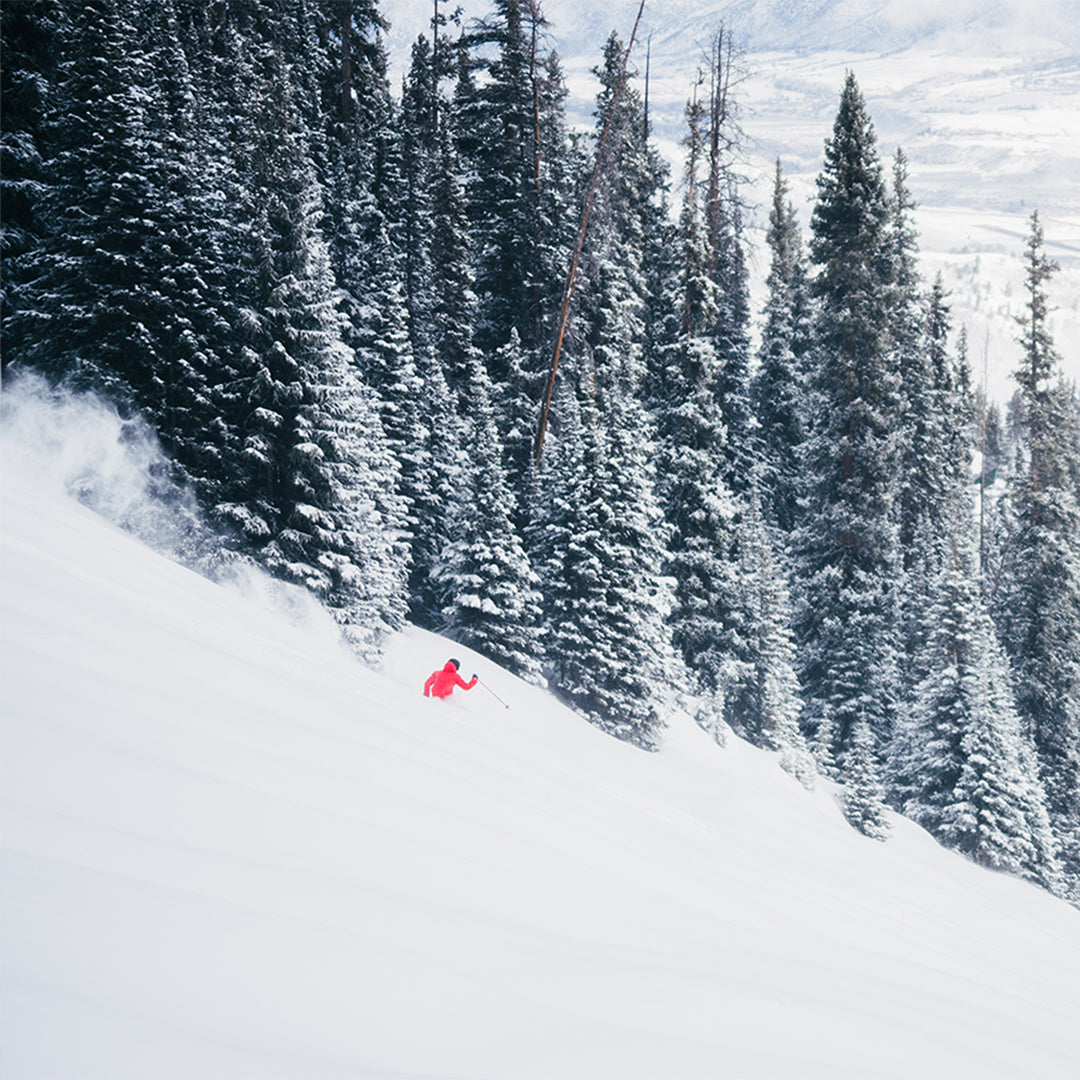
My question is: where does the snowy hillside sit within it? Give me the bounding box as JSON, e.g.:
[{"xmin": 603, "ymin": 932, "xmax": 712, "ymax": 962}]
[
  {"xmin": 5, "ymin": 399, "xmax": 1080, "ymax": 1077},
  {"xmin": 384, "ymin": 0, "xmax": 1080, "ymax": 400}
]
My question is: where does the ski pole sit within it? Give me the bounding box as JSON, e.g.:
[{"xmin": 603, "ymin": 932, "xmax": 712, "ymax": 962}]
[{"xmin": 477, "ymin": 677, "xmax": 509, "ymax": 709}]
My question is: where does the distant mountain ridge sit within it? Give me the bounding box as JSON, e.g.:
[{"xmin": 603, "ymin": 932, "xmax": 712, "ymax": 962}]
[
  {"xmin": 540, "ymin": 0, "xmax": 1080, "ymax": 56},
  {"xmin": 385, "ymin": 1, "xmax": 1080, "ymax": 67}
]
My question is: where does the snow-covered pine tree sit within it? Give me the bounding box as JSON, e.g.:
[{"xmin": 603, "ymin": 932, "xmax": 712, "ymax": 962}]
[
  {"xmin": 457, "ymin": 0, "xmax": 569, "ymax": 363},
  {"xmin": 519, "ymin": 27, "xmax": 682, "ymax": 745},
  {"xmin": 531, "ymin": 27, "xmax": 683, "ymax": 737},
  {"xmin": 532, "ymin": 359, "xmax": 677, "ymax": 750},
  {"xmin": 403, "ymin": 117, "xmax": 483, "ymax": 625},
  {"xmin": 898, "ymin": 275, "xmax": 975, "ymax": 696},
  {"xmin": 316, "ymin": 0, "xmax": 392, "ymax": 144},
  {"xmin": 435, "ymin": 353, "xmax": 543, "ymax": 682},
  {"xmin": 430, "ymin": 119, "xmax": 479, "ymax": 402},
  {"xmin": 995, "ymin": 212, "xmax": 1080, "ymax": 899},
  {"xmin": 6, "ymin": 0, "xmax": 152, "ymax": 395},
  {"xmin": 887, "ymin": 154, "xmax": 969, "ymax": 703},
  {"xmin": 735, "ymin": 491, "xmax": 815, "ymax": 788},
  {"xmin": 314, "ymin": 0, "xmax": 396, "ymax": 290},
  {"xmin": 215, "ymin": 7, "xmax": 408, "ymax": 650},
  {"xmin": 650, "ymin": 90, "xmax": 745, "ymax": 735},
  {"xmin": 5, "ymin": 0, "xmax": 233, "ymax": 509},
  {"xmin": 751, "ymin": 159, "xmax": 814, "ymax": 536},
  {"xmin": 527, "ymin": 40, "xmax": 682, "ymax": 743},
  {"xmin": 409, "ymin": 346, "xmax": 466, "ymax": 629},
  {"xmin": 702, "ymin": 28, "xmax": 754, "ymax": 493},
  {"xmin": 1, "ymin": 0, "xmax": 66, "ymax": 377},
  {"xmin": 302, "ymin": 2, "xmax": 427, "ymax": 579},
  {"xmin": 891, "ymin": 149, "xmax": 929, "ymax": 579},
  {"xmin": 493, "ymin": 328, "xmax": 543, "ymax": 519},
  {"xmin": 890, "ymin": 315, "xmax": 1060, "ymax": 893},
  {"xmin": 459, "ymin": 0, "xmax": 537, "ymax": 356},
  {"xmin": 347, "ymin": 205, "xmax": 428, "ymax": 553},
  {"xmin": 843, "ymin": 715, "xmax": 891, "ymax": 840},
  {"xmin": 710, "ymin": 189, "xmax": 754, "ymax": 494},
  {"xmin": 795, "ymin": 72, "xmax": 904, "ymax": 779},
  {"xmin": 893, "ymin": 497, "xmax": 1060, "ymax": 891},
  {"xmin": 594, "ymin": 351, "xmax": 684, "ymax": 748},
  {"xmin": 315, "ymin": 66, "xmax": 428, "ymax": 607},
  {"xmin": 129, "ymin": 0, "xmax": 249, "ymax": 503},
  {"xmin": 400, "ymin": 34, "xmax": 438, "ymax": 359}
]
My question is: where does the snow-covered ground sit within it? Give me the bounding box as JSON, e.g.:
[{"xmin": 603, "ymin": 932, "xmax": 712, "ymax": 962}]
[
  {"xmin": 385, "ymin": 0, "xmax": 1080, "ymax": 401},
  {"xmin": 4, "ymin": 395, "xmax": 1080, "ymax": 1077}
]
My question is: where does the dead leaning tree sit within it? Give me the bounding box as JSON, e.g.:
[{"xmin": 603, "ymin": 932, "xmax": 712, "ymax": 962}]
[{"xmin": 532, "ymin": 0, "xmax": 648, "ymax": 465}]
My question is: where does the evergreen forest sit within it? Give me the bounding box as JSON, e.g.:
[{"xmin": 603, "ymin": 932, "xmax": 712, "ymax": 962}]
[{"xmin": 3, "ymin": 0, "xmax": 1079, "ymax": 905}]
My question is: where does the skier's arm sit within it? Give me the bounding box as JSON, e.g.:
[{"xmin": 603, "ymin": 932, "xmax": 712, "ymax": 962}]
[
  {"xmin": 456, "ymin": 671, "xmax": 478, "ymax": 691},
  {"xmin": 423, "ymin": 671, "xmax": 437, "ymax": 697}
]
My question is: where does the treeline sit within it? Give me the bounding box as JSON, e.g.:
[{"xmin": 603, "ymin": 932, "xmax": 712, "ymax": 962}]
[{"xmin": 2, "ymin": 1, "xmax": 1078, "ymax": 903}]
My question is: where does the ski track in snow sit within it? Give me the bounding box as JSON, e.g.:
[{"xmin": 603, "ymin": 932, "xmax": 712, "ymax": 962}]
[{"xmin": 4, "ymin": 422, "xmax": 1080, "ymax": 1077}]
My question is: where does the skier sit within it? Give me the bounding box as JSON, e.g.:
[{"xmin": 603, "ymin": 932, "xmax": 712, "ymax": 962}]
[{"xmin": 423, "ymin": 658, "xmax": 478, "ymax": 700}]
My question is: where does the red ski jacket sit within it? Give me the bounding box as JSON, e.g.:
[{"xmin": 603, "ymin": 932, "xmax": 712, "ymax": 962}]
[{"xmin": 423, "ymin": 660, "xmax": 477, "ymax": 700}]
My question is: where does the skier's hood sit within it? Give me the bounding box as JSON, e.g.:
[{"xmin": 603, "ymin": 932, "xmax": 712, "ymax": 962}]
[{"xmin": 444, "ymin": 659, "xmax": 460, "ymax": 672}]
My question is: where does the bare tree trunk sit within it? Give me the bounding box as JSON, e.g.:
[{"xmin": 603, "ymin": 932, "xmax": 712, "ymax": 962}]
[
  {"xmin": 706, "ymin": 28, "xmax": 734, "ymax": 278},
  {"xmin": 535, "ymin": 0, "xmax": 647, "ymax": 464},
  {"xmin": 980, "ymin": 329, "xmax": 989, "ymax": 576},
  {"xmin": 643, "ymin": 35, "xmax": 651, "ymax": 140}
]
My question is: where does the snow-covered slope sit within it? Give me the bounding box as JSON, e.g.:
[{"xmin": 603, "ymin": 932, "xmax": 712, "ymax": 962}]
[{"xmin": 4, "ymin": 402, "xmax": 1080, "ymax": 1078}]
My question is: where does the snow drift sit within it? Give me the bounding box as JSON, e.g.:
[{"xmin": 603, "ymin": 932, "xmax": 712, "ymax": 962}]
[{"xmin": 3, "ymin": 392, "xmax": 1080, "ymax": 1079}]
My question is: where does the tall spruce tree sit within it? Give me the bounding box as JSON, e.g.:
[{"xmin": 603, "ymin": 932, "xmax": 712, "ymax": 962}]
[
  {"xmin": 6, "ymin": 0, "xmax": 160, "ymax": 396},
  {"xmin": 435, "ymin": 353, "xmax": 543, "ymax": 682},
  {"xmin": 710, "ymin": 186, "xmax": 754, "ymax": 493},
  {"xmin": 899, "ymin": 276, "xmax": 974, "ymax": 696},
  {"xmin": 5, "ymin": 0, "xmax": 233, "ymax": 508},
  {"xmin": 795, "ymin": 72, "xmax": 904, "ymax": 779},
  {"xmin": 409, "ymin": 346, "xmax": 466, "ymax": 629},
  {"xmin": 1, "ymin": 0, "xmax": 66, "ymax": 377},
  {"xmin": 894, "ymin": 500, "xmax": 1060, "ymax": 891},
  {"xmin": 702, "ymin": 27, "xmax": 753, "ymax": 491},
  {"xmin": 735, "ymin": 491, "xmax": 815, "ymax": 786},
  {"xmin": 995, "ymin": 212, "xmax": 1080, "ymax": 899},
  {"xmin": 752, "ymin": 159, "xmax": 814, "ymax": 535},
  {"xmin": 213, "ymin": 3, "xmax": 409, "ymax": 649},
  {"xmin": 650, "ymin": 91, "xmax": 744, "ymax": 733},
  {"xmin": 528, "ymin": 46, "xmax": 681, "ymax": 746},
  {"xmin": 843, "ymin": 715, "xmax": 891, "ymax": 840},
  {"xmin": 532, "ymin": 360, "xmax": 678, "ymax": 749},
  {"xmin": 409, "ymin": 118, "xmax": 483, "ymax": 624},
  {"xmin": 400, "ymin": 34, "xmax": 439, "ymax": 358},
  {"xmin": 891, "ymin": 320, "xmax": 1061, "ymax": 892},
  {"xmin": 460, "ymin": 0, "xmax": 560, "ymax": 359},
  {"xmin": 891, "ymin": 149, "xmax": 928, "ymax": 577},
  {"xmin": 430, "ymin": 121, "xmax": 481, "ymax": 400}
]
